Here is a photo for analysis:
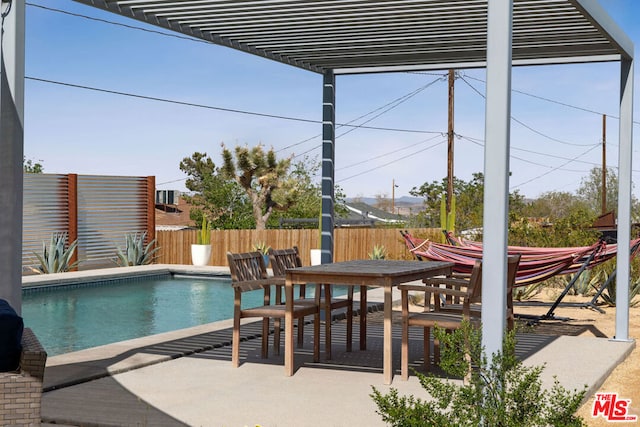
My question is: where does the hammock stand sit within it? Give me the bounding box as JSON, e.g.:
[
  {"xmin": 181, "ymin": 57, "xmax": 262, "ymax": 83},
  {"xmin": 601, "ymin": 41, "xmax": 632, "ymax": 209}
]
[{"xmin": 400, "ymin": 230, "xmax": 637, "ymax": 321}]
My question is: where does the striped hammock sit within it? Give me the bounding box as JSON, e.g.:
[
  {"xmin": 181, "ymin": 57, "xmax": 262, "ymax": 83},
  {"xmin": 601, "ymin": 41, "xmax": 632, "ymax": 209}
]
[{"xmin": 401, "ymin": 231, "xmax": 637, "ymax": 287}]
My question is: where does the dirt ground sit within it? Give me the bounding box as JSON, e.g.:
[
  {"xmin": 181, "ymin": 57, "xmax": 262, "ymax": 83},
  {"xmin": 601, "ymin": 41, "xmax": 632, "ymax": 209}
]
[{"xmin": 512, "ymin": 291, "xmax": 640, "ymax": 426}]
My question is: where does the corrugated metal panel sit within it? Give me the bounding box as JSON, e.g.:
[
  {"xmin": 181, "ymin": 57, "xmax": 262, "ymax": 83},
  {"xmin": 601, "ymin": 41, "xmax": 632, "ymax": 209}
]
[
  {"xmin": 76, "ymin": 175, "xmax": 148, "ymax": 268},
  {"xmin": 23, "ymin": 174, "xmax": 152, "ymax": 272},
  {"xmin": 22, "ymin": 174, "xmax": 69, "ymax": 270}
]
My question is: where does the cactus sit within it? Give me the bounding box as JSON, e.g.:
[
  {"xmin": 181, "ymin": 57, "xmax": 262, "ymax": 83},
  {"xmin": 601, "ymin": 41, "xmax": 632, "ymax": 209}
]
[
  {"xmin": 197, "ymin": 216, "xmax": 211, "ymax": 245},
  {"xmin": 440, "ymin": 193, "xmax": 456, "ymax": 242}
]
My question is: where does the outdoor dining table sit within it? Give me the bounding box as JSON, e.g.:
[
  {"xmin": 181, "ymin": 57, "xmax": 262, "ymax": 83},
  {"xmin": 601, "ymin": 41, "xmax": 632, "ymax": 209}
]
[{"xmin": 284, "ymin": 259, "xmax": 454, "ymax": 384}]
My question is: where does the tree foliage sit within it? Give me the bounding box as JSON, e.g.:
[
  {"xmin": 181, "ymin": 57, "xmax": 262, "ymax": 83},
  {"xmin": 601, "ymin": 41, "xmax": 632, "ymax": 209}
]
[
  {"xmin": 23, "ymin": 157, "xmax": 43, "ymax": 173},
  {"xmin": 409, "ymin": 173, "xmax": 525, "ymax": 231},
  {"xmin": 179, "ymin": 151, "xmax": 253, "ymax": 229}
]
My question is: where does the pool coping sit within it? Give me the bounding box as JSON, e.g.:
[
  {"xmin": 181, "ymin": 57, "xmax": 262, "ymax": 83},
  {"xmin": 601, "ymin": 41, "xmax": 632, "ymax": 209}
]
[{"xmin": 22, "ymin": 264, "xmax": 230, "ymax": 289}]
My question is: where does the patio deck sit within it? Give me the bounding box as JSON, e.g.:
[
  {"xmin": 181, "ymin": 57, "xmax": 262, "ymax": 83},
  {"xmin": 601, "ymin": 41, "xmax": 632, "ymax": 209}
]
[{"xmin": 38, "ymin": 285, "xmax": 634, "ymax": 427}]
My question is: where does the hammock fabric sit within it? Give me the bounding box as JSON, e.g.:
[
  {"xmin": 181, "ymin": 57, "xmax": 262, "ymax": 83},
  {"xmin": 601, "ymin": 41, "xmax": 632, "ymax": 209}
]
[{"xmin": 402, "ymin": 232, "xmax": 638, "ymax": 287}]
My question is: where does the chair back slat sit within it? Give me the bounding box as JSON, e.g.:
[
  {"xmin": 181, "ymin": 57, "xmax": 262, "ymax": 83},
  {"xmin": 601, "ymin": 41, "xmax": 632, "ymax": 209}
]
[
  {"xmin": 227, "ymin": 251, "xmax": 268, "ymax": 292},
  {"xmin": 467, "ymin": 260, "xmax": 483, "ymax": 305},
  {"xmin": 269, "ymin": 246, "xmax": 302, "ymax": 278}
]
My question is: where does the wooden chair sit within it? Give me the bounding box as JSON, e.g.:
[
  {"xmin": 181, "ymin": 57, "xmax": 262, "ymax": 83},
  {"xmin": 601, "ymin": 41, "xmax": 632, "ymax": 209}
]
[
  {"xmin": 227, "ymin": 251, "xmax": 320, "ymax": 368},
  {"xmin": 426, "ymin": 254, "xmax": 522, "ymax": 331},
  {"xmin": 398, "ymin": 260, "xmax": 483, "ymax": 380},
  {"xmin": 269, "ymin": 246, "xmax": 355, "ymax": 354}
]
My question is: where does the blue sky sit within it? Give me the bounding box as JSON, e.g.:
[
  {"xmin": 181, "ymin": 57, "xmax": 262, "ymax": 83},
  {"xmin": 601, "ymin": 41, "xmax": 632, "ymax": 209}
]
[{"xmin": 25, "ymin": 1, "xmax": 640, "ymax": 200}]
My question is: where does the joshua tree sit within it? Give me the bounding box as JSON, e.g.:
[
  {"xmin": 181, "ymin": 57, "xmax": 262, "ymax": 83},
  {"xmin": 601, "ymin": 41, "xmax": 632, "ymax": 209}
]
[{"xmin": 220, "ymin": 143, "xmax": 298, "ymax": 230}]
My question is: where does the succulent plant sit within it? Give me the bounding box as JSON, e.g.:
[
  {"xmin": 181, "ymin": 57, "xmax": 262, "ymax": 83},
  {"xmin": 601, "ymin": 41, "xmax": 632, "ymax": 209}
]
[
  {"xmin": 115, "ymin": 232, "xmax": 160, "ymax": 266},
  {"xmin": 30, "ymin": 233, "xmax": 80, "ymax": 274},
  {"xmin": 196, "ymin": 217, "xmax": 211, "ymax": 245},
  {"xmin": 368, "ymin": 244, "xmax": 387, "ymax": 260}
]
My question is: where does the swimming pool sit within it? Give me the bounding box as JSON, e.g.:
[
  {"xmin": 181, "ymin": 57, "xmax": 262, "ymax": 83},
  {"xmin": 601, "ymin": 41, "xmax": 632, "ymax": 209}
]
[{"xmin": 22, "ymin": 273, "xmax": 347, "ymax": 356}]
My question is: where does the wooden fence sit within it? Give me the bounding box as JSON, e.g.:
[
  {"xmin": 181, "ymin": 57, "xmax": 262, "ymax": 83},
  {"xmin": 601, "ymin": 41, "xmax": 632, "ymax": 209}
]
[{"xmin": 155, "ymin": 228, "xmax": 443, "ymax": 267}]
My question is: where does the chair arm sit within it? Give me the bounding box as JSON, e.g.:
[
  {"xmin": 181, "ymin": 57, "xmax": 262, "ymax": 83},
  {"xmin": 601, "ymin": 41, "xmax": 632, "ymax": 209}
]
[
  {"xmin": 423, "ymin": 277, "xmax": 470, "ymax": 288},
  {"xmin": 232, "ymin": 278, "xmax": 283, "ymax": 291},
  {"xmin": 20, "ymin": 328, "xmax": 47, "ymax": 381},
  {"xmin": 397, "ymin": 284, "xmax": 467, "ymax": 298}
]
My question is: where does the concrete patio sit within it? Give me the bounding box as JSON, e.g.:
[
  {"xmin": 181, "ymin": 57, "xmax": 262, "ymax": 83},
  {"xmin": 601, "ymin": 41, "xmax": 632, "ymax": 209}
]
[{"xmin": 39, "ymin": 286, "xmax": 634, "ymax": 427}]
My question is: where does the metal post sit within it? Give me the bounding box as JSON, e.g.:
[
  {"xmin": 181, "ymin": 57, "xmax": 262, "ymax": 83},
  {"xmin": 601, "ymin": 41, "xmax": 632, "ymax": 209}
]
[
  {"xmin": 614, "ymin": 58, "xmax": 634, "ymax": 341},
  {"xmin": 321, "ymin": 70, "xmax": 335, "ymax": 264},
  {"xmin": 481, "ymin": 0, "xmax": 513, "ymax": 359},
  {"xmin": 0, "ymin": 0, "xmax": 25, "ymax": 312}
]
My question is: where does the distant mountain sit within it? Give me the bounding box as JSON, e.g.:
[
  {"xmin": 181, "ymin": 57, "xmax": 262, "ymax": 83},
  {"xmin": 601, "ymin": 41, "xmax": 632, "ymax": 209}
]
[{"xmin": 346, "ymin": 196, "xmax": 423, "ymax": 206}]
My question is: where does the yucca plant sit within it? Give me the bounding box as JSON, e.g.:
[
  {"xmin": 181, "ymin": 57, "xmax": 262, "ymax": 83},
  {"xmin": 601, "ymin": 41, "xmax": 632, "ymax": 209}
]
[
  {"xmin": 253, "ymin": 241, "xmax": 271, "ymax": 255},
  {"xmin": 115, "ymin": 232, "xmax": 160, "ymax": 266},
  {"xmin": 30, "ymin": 233, "xmax": 80, "ymax": 274},
  {"xmin": 368, "ymin": 244, "xmax": 387, "ymax": 260}
]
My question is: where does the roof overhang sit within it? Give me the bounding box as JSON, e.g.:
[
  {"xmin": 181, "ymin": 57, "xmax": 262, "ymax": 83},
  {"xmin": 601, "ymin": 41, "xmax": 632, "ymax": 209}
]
[{"xmin": 73, "ymin": 0, "xmax": 633, "ymax": 75}]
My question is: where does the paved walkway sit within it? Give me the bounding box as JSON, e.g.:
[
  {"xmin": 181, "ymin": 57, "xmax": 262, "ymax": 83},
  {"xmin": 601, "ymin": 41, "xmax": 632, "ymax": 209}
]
[{"xmin": 40, "ymin": 287, "xmax": 635, "ymax": 427}]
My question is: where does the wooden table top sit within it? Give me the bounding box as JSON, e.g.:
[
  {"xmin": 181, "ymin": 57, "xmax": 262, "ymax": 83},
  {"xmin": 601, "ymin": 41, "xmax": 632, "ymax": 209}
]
[{"xmin": 285, "ymin": 259, "xmax": 453, "ymax": 284}]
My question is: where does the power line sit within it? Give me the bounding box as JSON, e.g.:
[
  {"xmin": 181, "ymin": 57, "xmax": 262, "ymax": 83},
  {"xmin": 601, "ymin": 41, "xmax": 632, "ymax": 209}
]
[
  {"xmin": 338, "ymin": 138, "xmax": 447, "ymax": 183},
  {"xmin": 458, "ymin": 75, "xmax": 597, "ymax": 147},
  {"xmin": 338, "ymin": 134, "xmax": 445, "ymax": 171},
  {"xmin": 26, "ymin": 76, "xmax": 444, "ymax": 134},
  {"xmin": 510, "ymin": 144, "xmax": 600, "ymax": 190},
  {"xmin": 28, "ymin": 2, "xmax": 208, "ymax": 44},
  {"xmin": 289, "ymin": 76, "xmax": 446, "ymax": 159},
  {"xmin": 463, "ymin": 73, "xmax": 640, "ymax": 126}
]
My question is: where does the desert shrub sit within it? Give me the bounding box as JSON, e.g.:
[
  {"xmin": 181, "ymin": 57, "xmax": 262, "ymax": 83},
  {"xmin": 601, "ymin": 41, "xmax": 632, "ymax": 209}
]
[{"xmin": 371, "ymin": 322, "xmax": 586, "ymax": 426}]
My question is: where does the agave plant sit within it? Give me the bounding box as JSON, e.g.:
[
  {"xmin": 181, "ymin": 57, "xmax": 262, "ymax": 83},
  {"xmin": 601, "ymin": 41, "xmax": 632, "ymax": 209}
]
[
  {"xmin": 368, "ymin": 244, "xmax": 387, "ymax": 260},
  {"xmin": 30, "ymin": 233, "xmax": 80, "ymax": 274},
  {"xmin": 115, "ymin": 232, "xmax": 160, "ymax": 266}
]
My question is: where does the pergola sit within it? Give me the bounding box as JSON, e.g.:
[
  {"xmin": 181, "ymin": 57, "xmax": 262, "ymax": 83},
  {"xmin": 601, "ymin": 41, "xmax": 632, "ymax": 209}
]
[{"xmin": 0, "ymin": 0, "xmax": 634, "ymax": 360}]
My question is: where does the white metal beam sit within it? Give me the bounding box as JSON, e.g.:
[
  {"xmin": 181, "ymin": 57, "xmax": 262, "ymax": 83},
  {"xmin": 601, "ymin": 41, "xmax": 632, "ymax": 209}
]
[
  {"xmin": 614, "ymin": 58, "xmax": 634, "ymax": 341},
  {"xmin": 482, "ymin": 0, "xmax": 513, "ymax": 359}
]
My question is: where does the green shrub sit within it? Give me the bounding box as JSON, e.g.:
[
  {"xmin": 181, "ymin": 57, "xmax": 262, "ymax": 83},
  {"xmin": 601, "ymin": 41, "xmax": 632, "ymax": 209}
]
[{"xmin": 371, "ymin": 322, "xmax": 586, "ymax": 426}]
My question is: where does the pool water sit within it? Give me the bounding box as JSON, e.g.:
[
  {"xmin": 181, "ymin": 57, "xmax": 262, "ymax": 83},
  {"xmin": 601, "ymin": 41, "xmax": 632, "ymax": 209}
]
[{"xmin": 22, "ymin": 275, "xmax": 347, "ymax": 356}]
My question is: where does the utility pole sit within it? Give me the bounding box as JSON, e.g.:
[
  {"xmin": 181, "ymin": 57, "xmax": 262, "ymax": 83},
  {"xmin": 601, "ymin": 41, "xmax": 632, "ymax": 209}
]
[
  {"xmin": 447, "ymin": 69, "xmax": 455, "ymax": 213},
  {"xmin": 602, "ymin": 114, "xmax": 607, "ymax": 215},
  {"xmin": 392, "ymin": 178, "xmax": 397, "ymax": 214}
]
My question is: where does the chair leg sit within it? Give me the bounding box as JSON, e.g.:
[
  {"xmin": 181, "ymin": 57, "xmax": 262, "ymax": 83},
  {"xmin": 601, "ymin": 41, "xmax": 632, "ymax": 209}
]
[
  {"xmin": 232, "ymin": 312, "xmax": 241, "ymax": 368},
  {"xmin": 273, "ymin": 318, "xmax": 281, "ymax": 356},
  {"xmin": 261, "ymin": 317, "xmax": 270, "ymax": 359},
  {"xmin": 297, "ymin": 317, "xmax": 305, "ymax": 347},
  {"xmin": 423, "ymin": 327, "xmax": 431, "ymax": 372},
  {"xmin": 401, "ymin": 316, "xmax": 409, "ymax": 380},
  {"xmin": 346, "ymin": 289, "xmax": 353, "ymax": 352},
  {"xmin": 313, "ymin": 310, "xmax": 320, "ymax": 363}
]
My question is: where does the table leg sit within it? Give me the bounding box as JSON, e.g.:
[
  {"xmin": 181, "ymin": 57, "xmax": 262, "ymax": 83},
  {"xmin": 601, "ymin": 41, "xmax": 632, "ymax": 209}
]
[
  {"xmin": 360, "ymin": 285, "xmax": 367, "ymax": 351},
  {"xmin": 383, "ymin": 284, "xmax": 393, "ymax": 385},
  {"xmin": 324, "ymin": 284, "xmax": 332, "ymax": 360},
  {"xmin": 285, "ymin": 280, "xmax": 294, "ymax": 376}
]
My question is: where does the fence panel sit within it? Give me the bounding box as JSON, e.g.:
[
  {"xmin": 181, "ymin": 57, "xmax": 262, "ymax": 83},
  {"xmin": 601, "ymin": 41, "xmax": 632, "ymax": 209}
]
[
  {"xmin": 155, "ymin": 228, "xmax": 442, "ymax": 266},
  {"xmin": 22, "ymin": 174, "xmax": 69, "ymax": 269},
  {"xmin": 23, "ymin": 174, "xmax": 154, "ymax": 272}
]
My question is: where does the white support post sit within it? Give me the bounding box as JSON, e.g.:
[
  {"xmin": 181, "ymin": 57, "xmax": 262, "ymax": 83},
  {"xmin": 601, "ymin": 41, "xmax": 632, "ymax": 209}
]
[
  {"xmin": 614, "ymin": 58, "xmax": 634, "ymax": 341},
  {"xmin": 320, "ymin": 70, "xmax": 335, "ymax": 264},
  {"xmin": 481, "ymin": 0, "xmax": 513, "ymax": 359},
  {"xmin": 0, "ymin": 0, "xmax": 25, "ymax": 313}
]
